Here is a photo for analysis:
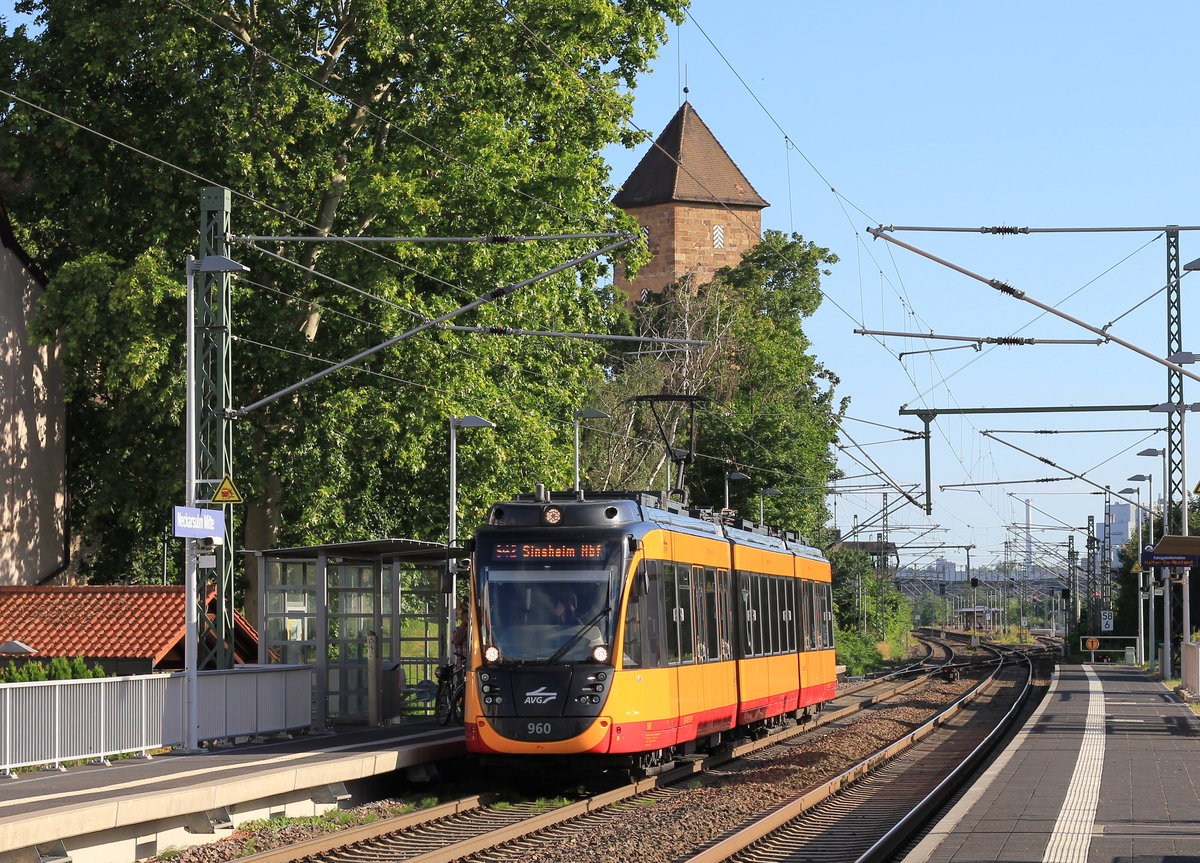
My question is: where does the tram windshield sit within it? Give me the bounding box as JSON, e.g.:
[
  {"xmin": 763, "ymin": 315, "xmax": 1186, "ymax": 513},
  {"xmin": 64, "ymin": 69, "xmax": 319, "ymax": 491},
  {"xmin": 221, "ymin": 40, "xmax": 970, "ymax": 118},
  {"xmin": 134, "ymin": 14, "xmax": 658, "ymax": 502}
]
[{"xmin": 475, "ymin": 538, "xmax": 622, "ymax": 663}]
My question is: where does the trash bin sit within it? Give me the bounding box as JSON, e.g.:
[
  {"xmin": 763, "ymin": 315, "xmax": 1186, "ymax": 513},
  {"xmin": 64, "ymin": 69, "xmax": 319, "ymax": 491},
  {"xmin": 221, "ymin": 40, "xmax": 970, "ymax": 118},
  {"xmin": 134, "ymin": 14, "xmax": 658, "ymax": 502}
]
[{"xmin": 379, "ymin": 662, "xmax": 407, "ymax": 725}]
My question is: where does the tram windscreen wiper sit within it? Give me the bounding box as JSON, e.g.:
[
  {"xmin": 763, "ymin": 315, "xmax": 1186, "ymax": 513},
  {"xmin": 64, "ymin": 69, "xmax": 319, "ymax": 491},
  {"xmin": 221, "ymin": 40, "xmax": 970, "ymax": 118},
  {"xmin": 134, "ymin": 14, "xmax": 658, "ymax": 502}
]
[{"xmin": 546, "ymin": 604, "xmax": 610, "ymax": 665}]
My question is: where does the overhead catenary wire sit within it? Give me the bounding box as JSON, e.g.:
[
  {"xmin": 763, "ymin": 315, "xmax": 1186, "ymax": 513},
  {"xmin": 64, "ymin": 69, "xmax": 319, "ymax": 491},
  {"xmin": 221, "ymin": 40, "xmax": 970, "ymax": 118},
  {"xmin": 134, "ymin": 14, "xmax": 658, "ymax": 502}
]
[
  {"xmin": 853, "ymin": 328, "xmax": 1103, "ymax": 347},
  {"xmin": 981, "ymin": 431, "xmax": 1141, "ymax": 511},
  {"xmin": 233, "ymin": 235, "xmax": 636, "ymax": 416},
  {"xmin": 231, "ymin": 232, "xmax": 629, "ymax": 244},
  {"xmin": 866, "ymin": 227, "xmax": 1200, "ymax": 386},
  {"xmin": 879, "ymin": 224, "xmax": 1200, "ymax": 234}
]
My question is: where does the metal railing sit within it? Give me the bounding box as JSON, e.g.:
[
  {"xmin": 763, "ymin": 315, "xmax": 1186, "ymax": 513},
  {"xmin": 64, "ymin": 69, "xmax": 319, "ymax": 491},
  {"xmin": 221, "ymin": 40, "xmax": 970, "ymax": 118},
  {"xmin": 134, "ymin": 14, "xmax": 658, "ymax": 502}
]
[{"xmin": 0, "ymin": 665, "xmax": 311, "ymax": 776}]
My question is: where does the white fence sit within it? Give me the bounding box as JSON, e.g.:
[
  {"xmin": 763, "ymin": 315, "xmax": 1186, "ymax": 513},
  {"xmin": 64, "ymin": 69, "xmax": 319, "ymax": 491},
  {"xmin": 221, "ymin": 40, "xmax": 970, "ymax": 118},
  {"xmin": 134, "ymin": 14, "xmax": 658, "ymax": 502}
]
[{"xmin": 0, "ymin": 665, "xmax": 311, "ymax": 775}]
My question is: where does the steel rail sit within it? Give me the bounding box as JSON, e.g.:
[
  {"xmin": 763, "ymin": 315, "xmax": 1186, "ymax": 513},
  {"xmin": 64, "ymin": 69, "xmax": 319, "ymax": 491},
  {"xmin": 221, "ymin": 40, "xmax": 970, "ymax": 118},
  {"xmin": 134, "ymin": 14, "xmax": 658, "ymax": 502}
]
[
  {"xmin": 681, "ymin": 643, "xmax": 1020, "ymax": 863},
  {"xmin": 232, "ymin": 652, "xmax": 960, "ymax": 863}
]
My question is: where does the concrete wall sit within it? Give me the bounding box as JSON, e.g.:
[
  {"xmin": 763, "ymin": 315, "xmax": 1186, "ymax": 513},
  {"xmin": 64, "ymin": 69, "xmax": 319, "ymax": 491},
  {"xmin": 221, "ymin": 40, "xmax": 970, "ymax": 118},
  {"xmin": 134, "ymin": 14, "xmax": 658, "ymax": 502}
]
[{"xmin": 0, "ymin": 232, "xmax": 66, "ymax": 584}]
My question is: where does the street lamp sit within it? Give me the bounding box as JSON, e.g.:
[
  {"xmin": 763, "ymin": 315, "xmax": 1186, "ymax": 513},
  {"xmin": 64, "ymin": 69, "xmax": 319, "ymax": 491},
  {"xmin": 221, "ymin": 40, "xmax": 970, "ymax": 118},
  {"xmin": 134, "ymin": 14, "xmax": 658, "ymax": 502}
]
[
  {"xmin": 1126, "ymin": 475, "xmax": 1155, "ymax": 541},
  {"xmin": 573, "ymin": 408, "xmax": 610, "ymax": 493},
  {"xmin": 724, "ymin": 471, "xmax": 749, "ymax": 511},
  {"xmin": 448, "ymin": 415, "xmax": 494, "ymax": 660},
  {"xmin": 1120, "ymin": 485, "xmax": 1147, "ymax": 665},
  {"xmin": 183, "ymin": 253, "xmax": 248, "ymax": 753},
  {"xmin": 758, "ymin": 487, "xmax": 782, "ymax": 524}
]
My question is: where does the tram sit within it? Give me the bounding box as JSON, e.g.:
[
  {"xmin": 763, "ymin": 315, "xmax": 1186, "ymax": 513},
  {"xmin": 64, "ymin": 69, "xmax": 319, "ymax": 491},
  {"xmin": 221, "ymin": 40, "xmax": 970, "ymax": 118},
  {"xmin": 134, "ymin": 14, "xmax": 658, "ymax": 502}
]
[{"xmin": 462, "ymin": 486, "xmax": 837, "ymax": 772}]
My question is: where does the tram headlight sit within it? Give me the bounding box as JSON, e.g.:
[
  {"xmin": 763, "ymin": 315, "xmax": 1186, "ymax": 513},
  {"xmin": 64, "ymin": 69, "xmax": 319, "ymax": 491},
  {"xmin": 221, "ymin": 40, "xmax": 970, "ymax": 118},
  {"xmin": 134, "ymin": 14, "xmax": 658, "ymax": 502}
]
[
  {"xmin": 591, "ymin": 645, "xmax": 609, "ymax": 663},
  {"xmin": 484, "ymin": 644, "xmax": 500, "ymax": 663}
]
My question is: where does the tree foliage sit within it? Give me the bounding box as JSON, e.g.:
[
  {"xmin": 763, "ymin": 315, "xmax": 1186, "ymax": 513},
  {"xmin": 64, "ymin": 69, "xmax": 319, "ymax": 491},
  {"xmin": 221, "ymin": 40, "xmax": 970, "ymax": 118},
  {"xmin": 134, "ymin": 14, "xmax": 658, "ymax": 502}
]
[
  {"xmin": 0, "ymin": 0, "xmax": 685, "ymax": 581},
  {"xmin": 828, "ymin": 547, "xmax": 913, "ymax": 672},
  {"xmin": 584, "ymin": 231, "xmax": 845, "ymax": 539}
]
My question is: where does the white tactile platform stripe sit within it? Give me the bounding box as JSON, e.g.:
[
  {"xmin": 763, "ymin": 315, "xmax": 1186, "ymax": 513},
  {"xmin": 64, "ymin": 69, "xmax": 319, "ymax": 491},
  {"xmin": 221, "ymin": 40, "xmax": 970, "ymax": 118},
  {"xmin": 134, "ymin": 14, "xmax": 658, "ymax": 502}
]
[{"xmin": 1041, "ymin": 665, "xmax": 1104, "ymax": 863}]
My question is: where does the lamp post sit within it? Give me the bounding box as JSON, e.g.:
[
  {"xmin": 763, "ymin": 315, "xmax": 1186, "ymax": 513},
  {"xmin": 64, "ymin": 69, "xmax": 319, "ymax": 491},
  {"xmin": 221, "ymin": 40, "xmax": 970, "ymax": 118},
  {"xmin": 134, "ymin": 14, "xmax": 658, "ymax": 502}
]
[
  {"xmin": 448, "ymin": 415, "xmax": 494, "ymax": 660},
  {"xmin": 724, "ymin": 471, "xmax": 749, "ymax": 511},
  {"xmin": 1137, "ymin": 448, "xmax": 1166, "ymax": 676},
  {"xmin": 573, "ymin": 408, "xmax": 610, "ymax": 493},
  {"xmin": 183, "ymin": 253, "xmax": 247, "ymax": 753},
  {"xmin": 758, "ymin": 487, "xmax": 781, "ymax": 524},
  {"xmin": 1121, "ymin": 485, "xmax": 1147, "ymax": 664},
  {"xmin": 1128, "ymin": 472, "xmax": 1156, "ymax": 668}
]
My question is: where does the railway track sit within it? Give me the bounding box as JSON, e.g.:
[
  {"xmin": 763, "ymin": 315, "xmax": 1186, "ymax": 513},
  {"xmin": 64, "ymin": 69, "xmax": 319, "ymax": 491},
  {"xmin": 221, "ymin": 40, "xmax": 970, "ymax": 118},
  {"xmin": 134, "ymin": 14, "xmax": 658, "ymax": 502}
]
[{"xmin": 226, "ymin": 637, "xmax": 1031, "ymax": 863}]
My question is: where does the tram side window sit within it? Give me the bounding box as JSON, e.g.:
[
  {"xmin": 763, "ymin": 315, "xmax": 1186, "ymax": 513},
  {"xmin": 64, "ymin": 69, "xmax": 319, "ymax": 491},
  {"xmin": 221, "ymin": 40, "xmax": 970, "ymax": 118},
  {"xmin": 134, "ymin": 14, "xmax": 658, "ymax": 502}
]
[
  {"xmin": 691, "ymin": 566, "xmax": 707, "ymax": 661},
  {"xmin": 781, "ymin": 578, "xmax": 795, "ymax": 652},
  {"xmin": 801, "ymin": 580, "xmax": 817, "ymax": 650},
  {"xmin": 663, "ymin": 562, "xmax": 681, "ymax": 664},
  {"xmin": 704, "ymin": 567, "xmax": 720, "ymax": 661},
  {"xmin": 622, "ymin": 563, "xmax": 647, "ymax": 668},
  {"xmin": 810, "ymin": 581, "xmax": 827, "ymax": 649},
  {"xmin": 819, "ymin": 582, "xmax": 835, "ymax": 648},
  {"xmin": 770, "ymin": 576, "xmax": 782, "ymax": 655},
  {"xmin": 737, "ymin": 573, "xmax": 754, "ymax": 658},
  {"xmin": 678, "ymin": 565, "xmax": 695, "ymax": 663},
  {"xmin": 752, "ymin": 575, "xmax": 765, "ymax": 656},
  {"xmin": 718, "ymin": 569, "xmax": 733, "ymax": 660},
  {"xmin": 644, "ymin": 560, "xmax": 666, "ymax": 667},
  {"xmin": 762, "ymin": 576, "xmax": 774, "ymax": 655}
]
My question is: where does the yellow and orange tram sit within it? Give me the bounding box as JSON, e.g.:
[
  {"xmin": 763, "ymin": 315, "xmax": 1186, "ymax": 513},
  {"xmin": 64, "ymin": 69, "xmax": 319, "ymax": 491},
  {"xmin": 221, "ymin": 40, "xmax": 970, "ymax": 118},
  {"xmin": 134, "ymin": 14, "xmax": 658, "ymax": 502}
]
[{"xmin": 463, "ymin": 489, "xmax": 836, "ymax": 771}]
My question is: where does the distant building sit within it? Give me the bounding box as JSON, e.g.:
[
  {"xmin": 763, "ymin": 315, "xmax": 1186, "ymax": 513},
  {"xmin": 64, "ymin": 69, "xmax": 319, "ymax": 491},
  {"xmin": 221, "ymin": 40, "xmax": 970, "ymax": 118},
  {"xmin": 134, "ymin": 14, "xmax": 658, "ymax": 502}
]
[
  {"xmin": 933, "ymin": 556, "xmax": 959, "ymax": 580},
  {"xmin": 612, "ymin": 102, "xmax": 768, "ymax": 302},
  {"xmin": 1104, "ymin": 501, "xmax": 1133, "ymax": 564},
  {"xmin": 1, "ymin": 196, "xmax": 66, "ymax": 584}
]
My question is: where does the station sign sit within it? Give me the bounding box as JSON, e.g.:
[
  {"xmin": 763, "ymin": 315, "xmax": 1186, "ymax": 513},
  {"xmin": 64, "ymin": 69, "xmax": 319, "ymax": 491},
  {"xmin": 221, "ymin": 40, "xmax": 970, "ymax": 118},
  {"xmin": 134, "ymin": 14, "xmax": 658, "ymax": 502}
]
[
  {"xmin": 1140, "ymin": 544, "xmax": 1199, "ymax": 567},
  {"xmin": 173, "ymin": 506, "xmax": 225, "ymax": 539}
]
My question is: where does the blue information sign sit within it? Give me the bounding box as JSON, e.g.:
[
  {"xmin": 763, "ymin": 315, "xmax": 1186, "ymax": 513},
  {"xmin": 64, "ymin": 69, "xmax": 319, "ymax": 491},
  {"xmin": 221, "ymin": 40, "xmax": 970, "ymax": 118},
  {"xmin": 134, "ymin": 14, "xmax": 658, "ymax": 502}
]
[
  {"xmin": 1140, "ymin": 544, "xmax": 1199, "ymax": 567},
  {"xmin": 173, "ymin": 506, "xmax": 225, "ymax": 539}
]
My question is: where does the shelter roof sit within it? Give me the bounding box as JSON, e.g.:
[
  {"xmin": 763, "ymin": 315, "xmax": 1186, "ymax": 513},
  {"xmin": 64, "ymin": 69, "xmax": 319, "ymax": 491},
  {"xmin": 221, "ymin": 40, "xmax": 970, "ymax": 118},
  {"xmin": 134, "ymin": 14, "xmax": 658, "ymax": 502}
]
[
  {"xmin": 612, "ymin": 102, "xmax": 768, "ymax": 210},
  {"xmin": 0, "ymin": 585, "xmax": 257, "ymax": 665},
  {"xmin": 250, "ymin": 538, "xmax": 450, "ymax": 562}
]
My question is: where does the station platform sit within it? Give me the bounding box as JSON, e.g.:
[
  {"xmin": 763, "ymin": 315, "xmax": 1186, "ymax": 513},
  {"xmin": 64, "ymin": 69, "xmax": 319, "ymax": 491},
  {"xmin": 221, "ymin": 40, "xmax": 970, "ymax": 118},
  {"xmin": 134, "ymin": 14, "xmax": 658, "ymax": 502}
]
[
  {"xmin": 0, "ymin": 722, "xmax": 464, "ymax": 863},
  {"xmin": 904, "ymin": 663, "xmax": 1200, "ymax": 863}
]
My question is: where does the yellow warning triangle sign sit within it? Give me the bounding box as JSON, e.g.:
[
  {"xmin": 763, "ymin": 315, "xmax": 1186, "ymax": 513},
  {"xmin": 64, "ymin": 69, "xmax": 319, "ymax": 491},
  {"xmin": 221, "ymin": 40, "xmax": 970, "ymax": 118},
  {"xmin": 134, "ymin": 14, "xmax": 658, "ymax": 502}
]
[
  {"xmin": 1132, "ymin": 562, "xmax": 1144, "ymax": 573},
  {"xmin": 1194, "ymin": 480, "xmax": 1200, "ymax": 495},
  {"xmin": 212, "ymin": 475, "xmax": 243, "ymax": 504}
]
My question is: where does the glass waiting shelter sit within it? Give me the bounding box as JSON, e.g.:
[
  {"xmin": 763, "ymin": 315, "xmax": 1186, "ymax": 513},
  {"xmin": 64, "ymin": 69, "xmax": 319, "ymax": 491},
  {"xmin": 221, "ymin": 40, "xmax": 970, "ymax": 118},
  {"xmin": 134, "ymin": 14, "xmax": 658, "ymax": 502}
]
[{"xmin": 252, "ymin": 539, "xmax": 453, "ymax": 729}]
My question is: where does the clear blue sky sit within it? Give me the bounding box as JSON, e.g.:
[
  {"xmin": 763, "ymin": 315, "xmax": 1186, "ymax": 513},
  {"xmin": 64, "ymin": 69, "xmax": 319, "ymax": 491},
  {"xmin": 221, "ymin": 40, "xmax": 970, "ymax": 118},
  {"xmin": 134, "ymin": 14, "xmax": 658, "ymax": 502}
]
[
  {"xmin": 5, "ymin": 2, "xmax": 1198, "ymax": 571},
  {"xmin": 604, "ymin": 2, "xmax": 1200, "ymax": 571}
]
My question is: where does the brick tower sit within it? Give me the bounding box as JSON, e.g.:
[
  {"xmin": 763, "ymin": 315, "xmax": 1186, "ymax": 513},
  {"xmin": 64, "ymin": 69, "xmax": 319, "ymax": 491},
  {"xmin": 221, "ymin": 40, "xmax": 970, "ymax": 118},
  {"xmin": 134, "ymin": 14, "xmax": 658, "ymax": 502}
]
[{"xmin": 613, "ymin": 102, "xmax": 768, "ymax": 302}]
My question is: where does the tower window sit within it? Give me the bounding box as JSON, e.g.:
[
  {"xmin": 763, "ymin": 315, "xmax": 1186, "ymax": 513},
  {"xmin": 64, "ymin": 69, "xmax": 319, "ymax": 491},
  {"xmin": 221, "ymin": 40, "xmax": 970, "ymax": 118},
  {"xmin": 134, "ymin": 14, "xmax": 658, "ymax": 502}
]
[{"xmin": 712, "ymin": 225, "xmax": 725, "ymax": 249}]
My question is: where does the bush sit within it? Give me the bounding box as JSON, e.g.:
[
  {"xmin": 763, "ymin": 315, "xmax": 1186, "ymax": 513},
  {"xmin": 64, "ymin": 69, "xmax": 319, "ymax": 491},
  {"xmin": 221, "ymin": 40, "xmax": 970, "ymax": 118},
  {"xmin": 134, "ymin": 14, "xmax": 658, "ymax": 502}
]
[{"xmin": 1, "ymin": 657, "xmax": 106, "ymax": 683}]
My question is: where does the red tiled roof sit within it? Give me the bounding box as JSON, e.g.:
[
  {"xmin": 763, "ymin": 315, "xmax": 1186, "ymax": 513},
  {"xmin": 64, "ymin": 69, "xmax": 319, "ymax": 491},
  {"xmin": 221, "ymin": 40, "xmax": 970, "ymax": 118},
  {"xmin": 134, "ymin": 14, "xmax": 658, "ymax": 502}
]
[
  {"xmin": 612, "ymin": 102, "xmax": 768, "ymax": 210},
  {"xmin": 0, "ymin": 585, "xmax": 257, "ymax": 666}
]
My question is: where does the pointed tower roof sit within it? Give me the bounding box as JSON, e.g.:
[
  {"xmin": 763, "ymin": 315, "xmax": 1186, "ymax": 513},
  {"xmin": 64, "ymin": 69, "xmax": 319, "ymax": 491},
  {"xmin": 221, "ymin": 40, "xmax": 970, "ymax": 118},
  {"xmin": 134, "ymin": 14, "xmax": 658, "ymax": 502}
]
[{"xmin": 613, "ymin": 102, "xmax": 768, "ymax": 210}]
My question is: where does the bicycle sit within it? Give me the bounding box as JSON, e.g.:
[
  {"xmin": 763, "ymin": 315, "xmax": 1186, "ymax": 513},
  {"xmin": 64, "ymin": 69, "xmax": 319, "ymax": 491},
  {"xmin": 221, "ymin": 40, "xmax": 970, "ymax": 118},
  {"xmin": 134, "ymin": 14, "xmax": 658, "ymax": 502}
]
[{"xmin": 434, "ymin": 661, "xmax": 465, "ymax": 725}]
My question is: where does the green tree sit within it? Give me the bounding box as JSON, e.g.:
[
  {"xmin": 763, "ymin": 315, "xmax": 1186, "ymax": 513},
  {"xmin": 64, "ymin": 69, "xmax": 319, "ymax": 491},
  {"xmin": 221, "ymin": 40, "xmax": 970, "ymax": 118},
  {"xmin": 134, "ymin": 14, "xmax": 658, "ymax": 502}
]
[
  {"xmin": 587, "ymin": 231, "xmax": 844, "ymax": 538},
  {"xmin": 0, "ymin": 0, "xmax": 684, "ymax": 582},
  {"xmin": 828, "ymin": 546, "xmax": 913, "ymax": 671}
]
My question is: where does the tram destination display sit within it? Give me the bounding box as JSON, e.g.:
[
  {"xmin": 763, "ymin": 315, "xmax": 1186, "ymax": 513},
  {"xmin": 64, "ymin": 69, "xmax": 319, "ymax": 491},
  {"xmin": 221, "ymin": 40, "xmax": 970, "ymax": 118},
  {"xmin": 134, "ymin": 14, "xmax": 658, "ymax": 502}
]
[{"xmin": 493, "ymin": 542, "xmax": 605, "ymax": 560}]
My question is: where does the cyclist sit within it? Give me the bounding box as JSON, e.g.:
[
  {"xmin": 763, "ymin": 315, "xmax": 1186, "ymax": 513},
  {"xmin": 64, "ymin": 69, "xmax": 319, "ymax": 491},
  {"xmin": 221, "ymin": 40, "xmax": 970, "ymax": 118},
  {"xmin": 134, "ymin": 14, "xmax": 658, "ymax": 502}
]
[{"xmin": 451, "ymin": 605, "xmax": 469, "ymax": 670}]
